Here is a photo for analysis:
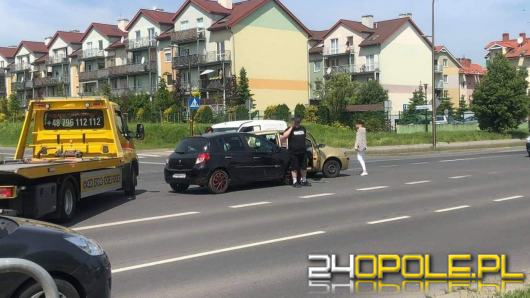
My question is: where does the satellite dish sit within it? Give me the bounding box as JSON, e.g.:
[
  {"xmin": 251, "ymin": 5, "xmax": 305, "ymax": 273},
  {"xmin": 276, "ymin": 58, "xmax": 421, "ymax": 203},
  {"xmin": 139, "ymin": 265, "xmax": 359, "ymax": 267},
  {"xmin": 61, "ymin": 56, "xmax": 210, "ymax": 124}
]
[
  {"xmin": 517, "ymin": 36, "xmax": 524, "ymax": 45},
  {"xmin": 326, "ymin": 67, "xmax": 332, "ymax": 75}
]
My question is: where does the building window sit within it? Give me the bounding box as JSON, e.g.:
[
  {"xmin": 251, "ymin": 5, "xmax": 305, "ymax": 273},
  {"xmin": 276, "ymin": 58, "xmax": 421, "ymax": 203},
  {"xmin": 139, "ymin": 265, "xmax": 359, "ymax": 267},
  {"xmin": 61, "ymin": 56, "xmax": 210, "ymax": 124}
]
[
  {"xmin": 0, "ymin": 61, "xmax": 3, "ymax": 68},
  {"xmin": 366, "ymin": 55, "xmax": 375, "ymax": 71},
  {"xmin": 314, "ymin": 61, "xmax": 321, "ymax": 72},
  {"xmin": 148, "ymin": 28, "xmax": 155, "ymax": 40},
  {"xmin": 443, "ymin": 90, "xmax": 448, "ymax": 98},
  {"xmin": 98, "ymin": 40, "xmax": 103, "ymax": 50},
  {"xmin": 330, "ymin": 38, "xmax": 339, "ymax": 54},
  {"xmin": 443, "ymin": 59, "xmax": 448, "ymax": 67},
  {"xmin": 346, "ymin": 36, "xmax": 353, "ymax": 51},
  {"xmin": 135, "ymin": 30, "xmax": 141, "ymax": 40},
  {"xmin": 217, "ymin": 41, "xmax": 226, "ymax": 60},
  {"xmin": 164, "ymin": 48, "xmax": 172, "ymax": 62},
  {"xmin": 87, "ymin": 42, "xmax": 92, "ymax": 49},
  {"xmin": 180, "ymin": 20, "xmax": 189, "ymax": 30},
  {"xmin": 443, "ymin": 75, "xmax": 448, "ymax": 83},
  {"xmin": 197, "ymin": 18, "xmax": 204, "ymax": 29}
]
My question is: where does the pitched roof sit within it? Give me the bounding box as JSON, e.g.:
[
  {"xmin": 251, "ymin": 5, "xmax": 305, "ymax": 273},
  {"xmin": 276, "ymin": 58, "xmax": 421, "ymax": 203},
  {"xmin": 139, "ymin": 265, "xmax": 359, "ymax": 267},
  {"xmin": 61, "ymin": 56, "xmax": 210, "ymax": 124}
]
[
  {"xmin": 106, "ymin": 39, "xmax": 126, "ymax": 51},
  {"xmin": 157, "ymin": 28, "xmax": 173, "ymax": 41},
  {"xmin": 505, "ymin": 38, "xmax": 530, "ymax": 59},
  {"xmin": 173, "ymin": 0, "xmax": 231, "ymax": 21},
  {"xmin": 359, "ymin": 17, "xmax": 428, "ymax": 47},
  {"xmin": 126, "ymin": 9, "xmax": 176, "ymax": 31},
  {"xmin": 319, "ymin": 19, "xmax": 374, "ymax": 41},
  {"xmin": 209, "ymin": 0, "xmax": 311, "ymax": 36},
  {"xmin": 484, "ymin": 40, "xmax": 519, "ymax": 50},
  {"xmin": 458, "ymin": 58, "xmax": 486, "ymax": 75},
  {"xmin": 81, "ymin": 23, "xmax": 126, "ymax": 43},
  {"xmin": 309, "ymin": 30, "xmax": 329, "ymax": 41},
  {"xmin": 0, "ymin": 47, "xmax": 17, "ymax": 60},
  {"xmin": 435, "ymin": 45, "xmax": 462, "ymax": 67},
  {"xmin": 69, "ymin": 48, "xmax": 82, "ymax": 58},
  {"xmin": 49, "ymin": 31, "xmax": 84, "ymax": 48},
  {"xmin": 33, "ymin": 54, "xmax": 48, "ymax": 64},
  {"xmin": 15, "ymin": 41, "xmax": 48, "ymax": 56}
]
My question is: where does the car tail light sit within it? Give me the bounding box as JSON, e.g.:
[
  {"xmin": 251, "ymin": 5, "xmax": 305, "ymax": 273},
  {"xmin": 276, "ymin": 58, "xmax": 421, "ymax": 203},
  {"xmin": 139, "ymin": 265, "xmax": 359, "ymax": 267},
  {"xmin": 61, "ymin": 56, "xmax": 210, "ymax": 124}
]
[
  {"xmin": 0, "ymin": 186, "xmax": 16, "ymax": 199},
  {"xmin": 196, "ymin": 153, "xmax": 210, "ymax": 165}
]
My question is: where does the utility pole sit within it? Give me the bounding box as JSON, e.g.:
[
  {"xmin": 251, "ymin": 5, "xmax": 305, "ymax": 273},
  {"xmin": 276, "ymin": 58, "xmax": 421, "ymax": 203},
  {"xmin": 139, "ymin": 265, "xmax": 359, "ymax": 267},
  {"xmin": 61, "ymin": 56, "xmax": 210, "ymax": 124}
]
[{"xmin": 431, "ymin": 0, "xmax": 437, "ymax": 150}]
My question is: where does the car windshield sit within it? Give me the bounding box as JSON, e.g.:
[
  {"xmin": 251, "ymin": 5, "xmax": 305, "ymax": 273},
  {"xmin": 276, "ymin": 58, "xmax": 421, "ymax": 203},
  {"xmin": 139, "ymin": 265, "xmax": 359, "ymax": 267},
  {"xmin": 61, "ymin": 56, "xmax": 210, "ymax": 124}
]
[
  {"xmin": 175, "ymin": 138, "xmax": 208, "ymax": 154},
  {"xmin": 436, "ymin": 116, "xmax": 445, "ymax": 121}
]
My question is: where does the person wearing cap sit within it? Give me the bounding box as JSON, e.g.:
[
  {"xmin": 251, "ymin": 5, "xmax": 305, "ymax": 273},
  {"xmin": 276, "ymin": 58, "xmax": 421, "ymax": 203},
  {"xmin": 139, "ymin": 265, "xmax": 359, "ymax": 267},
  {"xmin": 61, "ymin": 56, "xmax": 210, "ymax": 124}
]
[
  {"xmin": 354, "ymin": 119, "xmax": 368, "ymax": 176},
  {"xmin": 281, "ymin": 116, "xmax": 311, "ymax": 188}
]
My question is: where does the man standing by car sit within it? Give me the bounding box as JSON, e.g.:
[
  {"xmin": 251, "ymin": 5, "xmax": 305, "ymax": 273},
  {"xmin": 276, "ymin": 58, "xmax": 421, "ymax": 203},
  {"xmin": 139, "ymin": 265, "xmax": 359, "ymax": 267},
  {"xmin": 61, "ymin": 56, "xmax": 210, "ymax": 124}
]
[
  {"xmin": 281, "ymin": 116, "xmax": 311, "ymax": 187},
  {"xmin": 354, "ymin": 119, "xmax": 368, "ymax": 176}
]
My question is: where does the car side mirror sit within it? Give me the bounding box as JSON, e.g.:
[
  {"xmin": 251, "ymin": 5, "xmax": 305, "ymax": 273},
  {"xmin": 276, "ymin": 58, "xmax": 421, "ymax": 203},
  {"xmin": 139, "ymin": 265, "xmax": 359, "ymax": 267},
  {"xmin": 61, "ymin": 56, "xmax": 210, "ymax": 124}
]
[
  {"xmin": 317, "ymin": 144, "xmax": 326, "ymax": 149},
  {"xmin": 136, "ymin": 123, "xmax": 145, "ymax": 140}
]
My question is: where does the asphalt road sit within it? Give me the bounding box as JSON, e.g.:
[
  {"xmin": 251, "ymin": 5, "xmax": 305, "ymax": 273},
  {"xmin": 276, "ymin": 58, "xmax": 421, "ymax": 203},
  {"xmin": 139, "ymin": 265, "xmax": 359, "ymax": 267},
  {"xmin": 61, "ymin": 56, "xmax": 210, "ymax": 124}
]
[{"xmin": 1, "ymin": 147, "xmax": 530, "ymax": 297}]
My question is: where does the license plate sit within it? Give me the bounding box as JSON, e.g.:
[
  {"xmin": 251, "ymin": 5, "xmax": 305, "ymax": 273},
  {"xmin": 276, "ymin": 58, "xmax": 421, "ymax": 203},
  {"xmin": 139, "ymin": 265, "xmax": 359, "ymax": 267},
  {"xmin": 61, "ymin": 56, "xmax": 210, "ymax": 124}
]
[{"xmin": 172, "ymin": 173, "xmax": 186, "ymax": 179}]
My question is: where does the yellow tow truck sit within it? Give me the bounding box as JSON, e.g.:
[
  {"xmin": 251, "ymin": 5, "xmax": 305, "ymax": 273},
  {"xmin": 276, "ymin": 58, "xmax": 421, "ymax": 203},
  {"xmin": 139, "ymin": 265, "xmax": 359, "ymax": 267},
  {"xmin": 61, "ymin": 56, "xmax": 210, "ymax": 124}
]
[{"xmin": 0, "ymin": 97, "xmax": 144, "ymax": 221}]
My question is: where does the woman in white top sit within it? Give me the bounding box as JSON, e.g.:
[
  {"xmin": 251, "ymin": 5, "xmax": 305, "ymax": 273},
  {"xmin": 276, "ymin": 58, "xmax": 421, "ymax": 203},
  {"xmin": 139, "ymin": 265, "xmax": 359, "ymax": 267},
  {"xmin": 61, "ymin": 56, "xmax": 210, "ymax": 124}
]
[{"xmin": 354, "ymin": 120, "xmax": 368, "ymax": 176}]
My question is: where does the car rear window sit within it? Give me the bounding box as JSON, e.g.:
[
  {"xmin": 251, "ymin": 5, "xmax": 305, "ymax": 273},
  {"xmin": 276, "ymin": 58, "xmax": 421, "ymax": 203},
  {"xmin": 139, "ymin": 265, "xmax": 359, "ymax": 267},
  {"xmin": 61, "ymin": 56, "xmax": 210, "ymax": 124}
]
[{"xmin": 175, "ymin": 138, "xmax": 208, "ymax": 154}]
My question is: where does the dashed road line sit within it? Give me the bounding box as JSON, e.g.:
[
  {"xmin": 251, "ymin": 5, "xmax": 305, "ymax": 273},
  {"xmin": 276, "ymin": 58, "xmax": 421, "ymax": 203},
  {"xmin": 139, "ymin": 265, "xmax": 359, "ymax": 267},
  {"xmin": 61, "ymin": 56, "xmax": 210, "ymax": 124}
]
[
  {"xmin": 380, "ymin": 165, "xmax": 399, "ymax": 168},
  {"xmin": 138, "ymin": 154, "xmax": 162, "ymax": 158},
  {"xmin": 357, "ymin": 186, "xmax": 388, "ymax": 191},
  {"xmin": 300, "ymin": 193, "xmax": 336, "ymax": 199},
  {"xmin": 367, "ymin": 216, "xmax": 410, "ymax": 225},
  {"xmin": 140, "ymin": 161, "xmax": 166, "ymax": 165},
  {"xmin": 405, "ymin": 180, "xmax": 431, "ymax": 185},
  {"xmin": 411, "ymin": 162, "xmax": 429, "ymax": 165},
  {"xmin": 112, "ymin": 231, "xmax": 326, "ymax": 273},
  {"xmin": 493, "ymin": 195, "xmax": 524, "ymax": 202},
  {"xmin": 434, "ymin": 205, "xmax": 470, "ymax": 213},
  {"xmin": 230, "ymin": 202, "xmax": 272, "ymax": 209},
  {"xmin": 449, "ymin": 175, "xmax": 471, "ymax": 179},
  {"xmin": 73, "ymin": 212, "xmax": 200, "ymax": 231}
]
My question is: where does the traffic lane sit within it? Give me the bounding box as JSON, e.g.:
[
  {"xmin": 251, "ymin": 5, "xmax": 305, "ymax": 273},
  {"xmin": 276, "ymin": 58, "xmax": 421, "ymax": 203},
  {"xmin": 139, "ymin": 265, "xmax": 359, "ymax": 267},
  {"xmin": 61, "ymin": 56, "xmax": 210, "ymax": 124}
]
[
  {"xmin": 80, "ymin": 163, "xmax": 530, "ymax": 270},
  {"xmin": 110, "ymin": 196, "xmax": 530, "ymax": 298},
  {"xmin": 70, "ymin": 150, "xmax": 529, "ymax": 227}
]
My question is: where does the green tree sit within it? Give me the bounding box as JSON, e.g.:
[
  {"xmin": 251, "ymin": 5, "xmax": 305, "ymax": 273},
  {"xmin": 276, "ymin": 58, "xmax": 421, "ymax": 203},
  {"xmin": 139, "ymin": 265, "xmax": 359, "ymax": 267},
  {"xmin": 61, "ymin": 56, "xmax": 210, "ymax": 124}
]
[
  {"xmin": 237, "ymin": 68, "xmax": 253, "ymax": 108},
  {"xmin": 7, "ymin": 94, "xmax": 21, "ymax": 121},
  {"xmin": 472, "ymin": 54, "xmax": 529, "ymax": 132},
  {"xmin": 437, "ymin": 97, "xmax": 454, "ymax": 118},
  {"xmin": 155, "ymin": 78, "xmax": 172, "ymax": 113},
  {"xmin": 455, "ymin": 95, "xmax": 468, "ymax": 121},
  {"xmin": 313, "ymin": 79, "xmax": 325, "ymax": 100},
  {"xmin": 294, "ymin": 104, "xmax": 306, "ymax": 119},
  {"xmin": 194, "ymin": 105, "xmax": 214, "ymax": 123},
  {"xmin": 264, "ymin": 104, "xmax": 290, "ymax": 121},
  {"xmin": 357, "ymin": 80, "xmax": 388, "ymax": 104},
  {"xmin": 0, "ymin": 97, "xmax": 8, "ymax": 114},
  {"xmin": 322, "ymin": 73, "xmax": 358, "ymax": 123},
  {"xmin": 401, "ymin": 85, "xmax": 428, "ymax": 124}
]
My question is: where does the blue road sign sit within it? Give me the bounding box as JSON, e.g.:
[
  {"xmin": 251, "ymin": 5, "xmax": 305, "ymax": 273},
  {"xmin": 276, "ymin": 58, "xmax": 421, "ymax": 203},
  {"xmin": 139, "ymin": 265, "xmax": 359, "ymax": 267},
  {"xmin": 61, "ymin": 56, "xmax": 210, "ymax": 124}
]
[{"xmin": 188, "ymin": 97, "xmax": 201, "ymax": 110}]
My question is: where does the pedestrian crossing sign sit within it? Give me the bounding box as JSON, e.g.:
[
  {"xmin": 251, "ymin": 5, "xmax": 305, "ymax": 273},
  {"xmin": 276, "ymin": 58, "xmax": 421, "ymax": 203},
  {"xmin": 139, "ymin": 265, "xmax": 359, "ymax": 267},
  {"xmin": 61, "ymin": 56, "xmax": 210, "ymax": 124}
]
[{"xmin": 188, "ymin": 97, "xmax": 201, "ymax": 110}]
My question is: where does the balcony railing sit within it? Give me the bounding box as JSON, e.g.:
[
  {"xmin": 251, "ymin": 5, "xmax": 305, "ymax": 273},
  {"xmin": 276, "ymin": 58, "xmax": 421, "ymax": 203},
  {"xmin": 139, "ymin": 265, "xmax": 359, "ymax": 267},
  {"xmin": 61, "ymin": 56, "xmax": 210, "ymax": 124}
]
[
  {"xmin": 435, "ymin": 81, "xmax": 445, "ymax": 89},
  {"xmin": 327, "ymin": 65, "xmax": 354, "ymax": 74},
  {"xmin": 201, "ymin": 77, "xmax": 233, "ymax": 91},
  {"xmin": 79, "ymin": 69, "xmax": 109, "ymax": 82},
  {"xmin": 107, "ymin": 62, "xmax": 157, "ymax": 77},
  {"xmin": 173, "ymin": 51, "xmax": 231, "ymax": 68},
  {"xmin": 170, "ymin": 28, "xmax": 206, "ymax": 44},
  {"xmin": 33, "ymin": 77, "xmax": 70, "ymax": 87},
  {"xmin": 127, "ymin": 37, "xmax": 157, "ymax": 50},
  {"xmin": 110, "ymin": 86, "xmax": 154, "ymax": 96},
  {"xmin": 434, "ymin": 64, "xmax": 443, "ymax": 72},
  {"xmin": 81, "ymin": 48, "xmax": 105, "ymax": 60},
  {"xmin": 47, "ymin": 55, "xmax": 68, "ymax": 65},
  {"xmin": 13, "ymin": 81, "xmax": 33, "ymax": 90},
  {"xmin": 14, "ymin": 63, "xmax": 31, "ymax": 72},
  {"xmin": 355, "ymin": 63, "xmax": 380, "ymax": 73},
  {"xmin": 324, "ymin": 46, "xmax": 354, "ymax": 56}
]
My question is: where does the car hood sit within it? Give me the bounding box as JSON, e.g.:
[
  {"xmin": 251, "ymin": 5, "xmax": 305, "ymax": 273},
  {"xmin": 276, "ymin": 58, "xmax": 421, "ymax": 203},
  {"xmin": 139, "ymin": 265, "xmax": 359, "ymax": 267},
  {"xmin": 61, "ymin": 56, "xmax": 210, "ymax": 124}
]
[{"xmin": 3, "ymin": 216, "xmax": 75, "ymax": 234}]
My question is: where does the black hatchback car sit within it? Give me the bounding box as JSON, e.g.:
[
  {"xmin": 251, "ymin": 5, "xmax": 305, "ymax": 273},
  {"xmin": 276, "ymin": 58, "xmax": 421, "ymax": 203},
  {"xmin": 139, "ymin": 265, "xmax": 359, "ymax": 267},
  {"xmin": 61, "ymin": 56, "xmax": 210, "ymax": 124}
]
[
  {"xmin": 0, "ymin": 216, "xmax": 111, "ymax": 298},
  {"xmin": 164, "ymin": 132, "xmax": 291, "ymax": 193}
]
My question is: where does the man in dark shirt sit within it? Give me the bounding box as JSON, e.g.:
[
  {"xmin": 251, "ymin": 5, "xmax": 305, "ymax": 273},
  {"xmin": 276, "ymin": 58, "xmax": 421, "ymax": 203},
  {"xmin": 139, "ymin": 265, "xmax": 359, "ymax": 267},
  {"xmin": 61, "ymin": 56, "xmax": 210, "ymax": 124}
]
[{"xmin": 281, "ymin": 116, "xmax": 311, "ymax": 188}]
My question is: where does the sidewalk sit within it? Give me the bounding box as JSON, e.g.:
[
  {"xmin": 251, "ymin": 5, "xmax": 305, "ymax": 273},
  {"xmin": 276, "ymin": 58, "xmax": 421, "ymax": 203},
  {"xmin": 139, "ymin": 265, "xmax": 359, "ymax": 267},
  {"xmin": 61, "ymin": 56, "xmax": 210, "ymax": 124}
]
[{"xmin": 366, "ymin": 139, "xmax": 525, "ymax": 155}]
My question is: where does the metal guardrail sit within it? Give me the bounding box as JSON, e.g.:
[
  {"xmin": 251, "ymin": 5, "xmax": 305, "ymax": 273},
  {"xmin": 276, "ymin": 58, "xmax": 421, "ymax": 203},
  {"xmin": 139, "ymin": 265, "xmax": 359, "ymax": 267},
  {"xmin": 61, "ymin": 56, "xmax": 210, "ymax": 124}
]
[{"xmin": 0, "ymin": 258, "xmax": 59, "ymax": 298}]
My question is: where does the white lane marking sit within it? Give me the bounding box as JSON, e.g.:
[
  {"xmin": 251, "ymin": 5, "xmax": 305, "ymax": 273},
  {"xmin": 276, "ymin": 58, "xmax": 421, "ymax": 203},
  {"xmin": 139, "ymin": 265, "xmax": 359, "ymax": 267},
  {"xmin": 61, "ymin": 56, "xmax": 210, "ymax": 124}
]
[
  {"xmin": 73, "ymin": 212, "xmax": 200, "ymax": 231},
  {"xmin": 434, "ymin": 205, "xmax": 470, "ymax": 213},
  {"xmin": 230, "ymin": 202, "xmax": 271, "ymax": 209},
  {"xmin": 138, "ymin": 154, "xmax": 161, "ymax": 158},
  {"xmin": 357, "ymin": 186, "xmax": 388, "ymax": 191},
  {"xmin": 440, "ymin": 157, "xmax": 478, "ymax": 163},
  {"xmin": 300, "ymin": 193, "xmax": 336, "ymax": 199},
  {"xmin": 411, "ymin": 162, "xmax": 429, "ymax": 165},
  {"xmin": 449, "ymin": 175, "xmax": 471, "ymax": 179},
  {"xmin": 140, "ymin": 161, "xmax": 166, "ymax": 165},
  {"xmin": 380, "ymin": 165, "xmax": 399, "ymax": 168},
  {"xmin": 112, "ymin": 231, "xmax": 326, "ymax": 273},
  {"xmin": 494, "ymin": 195, "xmax": 525, "ymax": 202},
  {"xmin": 405, "ymin": 180, "xmax": 431, "ymax": 185},
  {"xmin": 367, "ymin": 216, "xmax": 410, "ymax": 225}
]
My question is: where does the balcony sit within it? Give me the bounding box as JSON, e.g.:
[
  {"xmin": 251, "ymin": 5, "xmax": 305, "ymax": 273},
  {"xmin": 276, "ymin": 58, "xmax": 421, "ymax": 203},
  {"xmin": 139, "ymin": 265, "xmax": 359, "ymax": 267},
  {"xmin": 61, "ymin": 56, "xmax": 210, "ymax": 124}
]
[
  {"xmin": 13, "ymin": 81, "xmax": 33, "ymax": 90},
  {"xmin": 354, "ymin": 63, "xmax": 380, "ymax": 73},
  {"xmin": 14, "ymin": 63, "xmax": 31, "ymax": 72},
  {"xmin": 173, "ymin": 51, "xmax": 231, "ymax": 69},
  {"xmin": 107, "ymin": 62, "xmax": 157, "ymax": 77},
  {"xmin": 127, "ymin": 37, "xmax": 157, "ymax": 51},
  {"xmin": 435, "ymin": 81, "xmax": 445, "ymax": 90},
  {"xmin": 110, "ymin": 86, "xmax": 154, "ymax": 96},
  {"xmin": 324, "ymin": 46, "xmax": 354, "ymax": 56},
  {"xmin": 33, "ymin": 77, "xmax": 70, "ymax": 87},
  {"xmin": 434, "ymin": 64, "xmax": 443, "ymax": 73},
  {"xmin": 326, "ymin": 65, "xmax": 354, "ymax": 75},
  {"xmin": 47, "ymin": 55, "xmax": 68, "ymax": 65},
  {"xmin": 201, "ymin": 77, "xmax": 233, "ymax": 91},
  {"xmin": 79, "ymin": 69, "xmax": 109, "ymax": 82},
  {"xmin": 170, "ymin": 28, "xmax": 206, "ymax": 44},
  {"xmin": 81, "ymin": 48, "xmax": 105, "ymax": 60}
]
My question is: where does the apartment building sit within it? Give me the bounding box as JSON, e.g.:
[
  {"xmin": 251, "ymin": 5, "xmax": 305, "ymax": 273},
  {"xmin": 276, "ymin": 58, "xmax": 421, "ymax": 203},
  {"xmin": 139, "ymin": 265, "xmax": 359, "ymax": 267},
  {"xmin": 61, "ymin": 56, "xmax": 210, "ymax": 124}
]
[
  {"xmin": 78, "ymin": 23, "xmax": 127, "ymax": 95},
  {"xmin": 309, "ymin": 14, "xmax": 432, "ymax": 113},
  {"xmin": 434, "ymin": 45, "xmax": 462, "ymax": 106},
  {"xmin": 0, "ymin": 47, "xmax": 17, "ymax": 98},
  {"xmin": 11, "ymin": 41, "xmax": 48, "ymax": 102},
  {"xmin": 307, "ymin": 30, "xmax": 327, "ymax": 101},
  {"xmin": 458, "ymin": 58, "xmax": 485, "ymax": 104},
  {"xmin": 485, "ymin": 32, "xmax": 529, "ymax": 95},
  {"xmin": 165, "ymin": 0, "xmax": 310, "ymax": 112}
]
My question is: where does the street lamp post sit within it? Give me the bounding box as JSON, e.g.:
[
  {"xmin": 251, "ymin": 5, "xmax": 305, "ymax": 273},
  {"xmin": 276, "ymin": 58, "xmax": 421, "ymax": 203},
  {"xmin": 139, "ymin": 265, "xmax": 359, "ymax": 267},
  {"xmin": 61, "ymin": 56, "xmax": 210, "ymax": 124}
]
[{"xmin": 431, "ymin": 0, "xmax": 437, "ymax": 150}]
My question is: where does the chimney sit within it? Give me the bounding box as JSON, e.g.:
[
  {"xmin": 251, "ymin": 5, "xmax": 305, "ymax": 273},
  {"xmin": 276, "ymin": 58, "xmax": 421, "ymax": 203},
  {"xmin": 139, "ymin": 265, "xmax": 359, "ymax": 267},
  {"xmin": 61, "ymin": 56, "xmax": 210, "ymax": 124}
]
[
  {"xmin": 217, "ymin": 0, "xmax": 233, "ymax": 9},
  {"xmin": 117, "ymin": 18, "xmax": 129, "ymax": 32},
  {"xmin": 44, "ymin": 36, "xmax": 53, "ymax": 46},
  {"xmin": 520, "ymin": 33, "xmax": 527, "ymax": 41},
  {"xmin": 70, "ymin": 29, "xmax": 80, "ymax": 33},
  {"xmin": 458, "ymin": 58, "xmax": 471, "ymax": 67},
  {"xmin": 502, "ymin": 33, "xmax": 510, "ymax": 41},
  {"xmin": 399, "ymin": 12, "xmax": 412, "ymax": 18},
  {"xmin": 361, "ymin": 15, "xmax": 374, "ymax": 29}
]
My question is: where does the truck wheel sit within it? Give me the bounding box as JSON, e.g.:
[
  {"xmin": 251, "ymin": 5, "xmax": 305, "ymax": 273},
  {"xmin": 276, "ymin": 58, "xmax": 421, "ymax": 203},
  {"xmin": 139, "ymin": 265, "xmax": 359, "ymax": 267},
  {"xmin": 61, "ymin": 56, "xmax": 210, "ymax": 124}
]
[
  {"xmin": 323, "ymin": 159, "xmax": 341, "ymax": 178},
  {"xmin": 18, "ymin": 278, "xmax": 80, "ymax": 298},
  {"xmin": 56, "ymin": 180, "xmax": 77, "ymax": 222},
  {"xmin": 124, "ymin": 164, "xmax": 137, "ymax": 196},
  {"xmin": 208, "ymin": 169, "xmax": 229, "ymax": 194},
  {"xmin": 170, "ymin": 183, "xmax": 189, "ymax": 193}
]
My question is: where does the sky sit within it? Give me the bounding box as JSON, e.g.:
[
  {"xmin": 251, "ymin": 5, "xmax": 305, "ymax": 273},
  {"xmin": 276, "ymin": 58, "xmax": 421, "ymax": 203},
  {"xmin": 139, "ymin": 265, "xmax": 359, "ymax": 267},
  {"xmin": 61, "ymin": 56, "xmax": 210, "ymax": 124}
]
[{"xmin": 0, "ymin": 0, "xmax": 528, "ymax": 64}]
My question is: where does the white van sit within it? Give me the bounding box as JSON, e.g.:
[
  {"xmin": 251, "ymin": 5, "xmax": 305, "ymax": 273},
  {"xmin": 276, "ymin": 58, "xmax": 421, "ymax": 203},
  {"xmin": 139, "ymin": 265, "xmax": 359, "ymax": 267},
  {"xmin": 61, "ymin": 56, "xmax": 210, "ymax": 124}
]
[{"xmin": 211, "ymin": 120, "xmax": 288, "ymax": 133}]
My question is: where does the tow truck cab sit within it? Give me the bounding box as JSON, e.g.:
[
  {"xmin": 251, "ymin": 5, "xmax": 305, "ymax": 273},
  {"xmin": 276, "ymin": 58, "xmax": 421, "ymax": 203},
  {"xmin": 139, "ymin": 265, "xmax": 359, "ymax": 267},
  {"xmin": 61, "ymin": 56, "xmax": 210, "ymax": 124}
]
[{"xmin": 0, "ymin": 97, "xmax": 144, "ymax": 221}]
